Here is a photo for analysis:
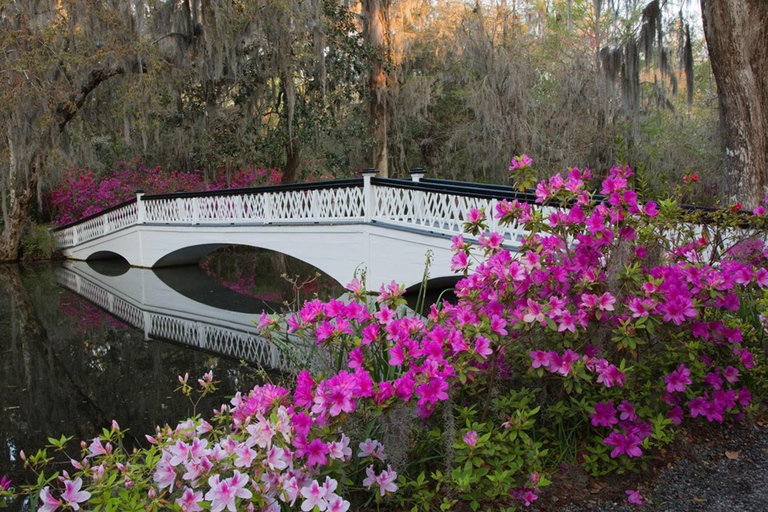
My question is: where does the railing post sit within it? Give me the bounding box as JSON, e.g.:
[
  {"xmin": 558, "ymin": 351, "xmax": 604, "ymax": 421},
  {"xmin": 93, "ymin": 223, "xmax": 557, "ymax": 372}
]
[
  {"xmin": 72, "ymin": 226, "xmax": 79, "ymax": 246},
  {"xmin": 362, "ymin": 168, "xmax": 378, "ymax": 223},
  {"xmin": 103, "ymin": 214, "xmax": 110, "ymax": 235},
  {"xmin": 136, "ymin": 190, "xmax": 146, "ymax": 224},
  {"xmin": 409, "ymin": 167, "xmax": 426, "ymax": 182},
  {"xmin": 143, "ymin": 311, "xmax": 152, "ymax": 341},
  {"xmin": 192, "ymin": 197, "xmax": 200, "ymax": 225},
  {"xmin": 264, "ymin": 194, "xmax": 272, "ymax": 224}
]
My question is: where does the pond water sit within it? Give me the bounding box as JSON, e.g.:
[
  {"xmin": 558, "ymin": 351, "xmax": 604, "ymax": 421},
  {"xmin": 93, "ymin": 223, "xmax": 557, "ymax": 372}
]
[{"xmin": 0, "ymin": 248, "xmax": 345, "ymax": 485}]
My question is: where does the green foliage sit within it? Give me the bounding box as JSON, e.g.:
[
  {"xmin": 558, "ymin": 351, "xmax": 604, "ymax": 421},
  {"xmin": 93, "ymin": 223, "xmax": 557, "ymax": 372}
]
[{"xmin": 20, "ymin": 224, "xmax": 57, "ymax": 261}]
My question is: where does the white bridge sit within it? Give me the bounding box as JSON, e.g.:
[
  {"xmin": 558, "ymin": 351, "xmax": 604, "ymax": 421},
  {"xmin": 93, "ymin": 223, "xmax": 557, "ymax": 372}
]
[
  {"xmin": 54, "ymin": 171, "xmax": 751, "ymax": 290},
  {"xmin": 54, "ymin": 172, "xmax": 538, "ymax": 290}
]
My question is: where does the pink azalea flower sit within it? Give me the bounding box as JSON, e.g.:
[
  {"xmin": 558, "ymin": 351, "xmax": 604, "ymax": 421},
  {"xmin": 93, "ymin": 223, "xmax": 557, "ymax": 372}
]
[
  {"xmin": 300, "ymin": 479, "xmax": 328, "ymax": 512},
  {"xmin": 416, "ymin": 377, "xmax": 449, "ymax": 408},
  {"xmin": 463, "ymin": 430, "xmax": 478, "ymax": 446},
  {"xmin": 597, "ymin": 292, "xmax": 616, "ymax": 311},
  {"xmin": 205, "ymin": 471, "xmax": 252, "ymax": 512},
  {"xmin": 617, "ymin": 400, "xmax": 637, "ymax": 421},
  {"xmin": 363, "ymin": 465, "xmax": 399, "ymax": 497},
  {"xmin": 328, "ymin": 434, "xmax": 352, "ymax": 461},
  {"xmin": 39, "ymin": 487, "xmax": 62, "ymax": 512},
  {"xmin": 327, "ymin": 495, "xmax": 351, "ymax": 512},
  {"xmin": 474, "ymin": 336, "xmax": 493, "ymax": 359},
  {"xmin": 376, "ymin": 465, "xmax": 399, "ymax": 496},
  {"xmin": 688, "ymin": 397, "xmax": 708, "ymax": 418},
  {"xmin": 604, "ymin": 432, "xmax": 643, "ymax": 458},
  {"xmin": 86, "ymin": 438, "xmax": 111, "ymax": 458},
  {"xmin": 304, "ymin": 438, "xmax": 330, "ymax": 467},
  {"xmin": 558, "ymin": 310, "xmax": 577, "ymax": 332},
  {"xmin": 176, "ymin": 487, "xmax": 204, "ymax": 512},
  {"xmin": 626, "ymin": 489, "xmax": 644, "ymax": 505},
  {"xmin": 668, "ymin": 406, "xmax": 684, "ymax": 425},
  {"xmin": 61, "ymin": 478, "xmax": 91, "ymax": 511},
  {"xmin": 358, "ymin": 439, "xmax": 387, "ymax": 461},
  {"xmin": 664, "ymin": 364, "xmax": 692, "ymax": 393},
  {"xmin": 591, "ymin": 401, "xmax": 619, "ymax": 428},
  {"xmin": 509, "ymin": 154, "xmax": 533, "ymax": 171},
  {"xmin": 153, "ymin": 458, "xmax": 177, "ymax": 491},
  {"xmin": 529, "ymin": 350, "xmax": 550, "ymax": 369}
]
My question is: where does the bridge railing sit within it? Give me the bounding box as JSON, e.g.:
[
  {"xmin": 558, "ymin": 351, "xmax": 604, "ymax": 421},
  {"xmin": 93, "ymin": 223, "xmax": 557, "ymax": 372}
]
[
  {"xmin": 370, "ymin": 176, "xmax": 556, "ymax": 247},
  {"xmin": 53, "ymin": 171, "xmax": 763, "ymax": 262},
  {"xmin": 54, "ymin": 180, "xmax": 366, "ymax": 249}
]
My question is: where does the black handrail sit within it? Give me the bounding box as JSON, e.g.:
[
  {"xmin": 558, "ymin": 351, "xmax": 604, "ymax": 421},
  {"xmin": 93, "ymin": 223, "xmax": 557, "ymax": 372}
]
[
  {"xmin": 144, "ymin": 178, "xmax": 363, "ymax": 200},
  {"xmin": 379, "ymin": 177, "xmax": 729, "ymax": 217},
  {"xmin": 52, "ymin": 198, "xmax": 138, "ymax": 232},
  {"xmin": 53, "ymin": 179, "xmax": 364, "ymax": 231},
  {"xmin": 52, "ymin": 175, "xmax": 752, "ymax": 234}
]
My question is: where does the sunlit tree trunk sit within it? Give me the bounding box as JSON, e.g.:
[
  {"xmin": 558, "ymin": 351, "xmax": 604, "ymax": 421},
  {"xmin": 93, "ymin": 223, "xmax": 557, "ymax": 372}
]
[
  {"xmin": 700, "ymin": 0, "xmax": 768, "ymax": 208},
  {"xmin": 364, "ymin": 0, "xmax": 389, "ymax": 177}
]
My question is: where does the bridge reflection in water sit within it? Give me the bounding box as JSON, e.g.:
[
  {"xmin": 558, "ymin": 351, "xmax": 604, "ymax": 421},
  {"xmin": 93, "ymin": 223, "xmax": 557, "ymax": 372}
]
[{"xmin": 57, "ymin": 261, "xmax": 299, "ymax": 373}]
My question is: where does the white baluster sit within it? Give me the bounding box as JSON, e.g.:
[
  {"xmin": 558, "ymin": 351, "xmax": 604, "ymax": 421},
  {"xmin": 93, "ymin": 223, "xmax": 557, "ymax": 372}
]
[
  {"xmin": 264, "ymin": 194, "xmax": 272, "ymax": 224},
  {"xmin": 192, "ymin": 197, "xmax": 200, "ymax": 225},
  {"xmin": 235, "ymin": 195, "xmax": 243, "ymax": 223},
  {"xmin": 362, "ymin": 168, "xmax": 378, "ymax": 223},
  {"xmin": 142, "ymin": 311, "xmax": 152, "ymax": 341},
  {"xmin": 136, "ymin": 190, "xmax": 146, "ymax": 224}
]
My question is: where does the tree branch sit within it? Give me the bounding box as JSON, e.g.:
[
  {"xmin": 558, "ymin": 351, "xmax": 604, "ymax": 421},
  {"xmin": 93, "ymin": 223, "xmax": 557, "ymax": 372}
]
[{"xmin": 56, "ymin": 64, "xmax": 128, "ymax": 132}]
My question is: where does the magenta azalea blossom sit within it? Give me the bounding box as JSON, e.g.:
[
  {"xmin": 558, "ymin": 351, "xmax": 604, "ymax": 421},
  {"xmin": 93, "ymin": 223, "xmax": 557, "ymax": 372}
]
[
  {"xmin": 664, "ymin": 364, "xmax": 692, "ymax": 393},
  {"xmin": 626, "ymin": 489, "xmax": 644, "ymax": 505},
  {"xmin": 591, "ymin": 401, "xmax": 619, "ymax": 428},
  {"xmin": 509, "ymin": 154, "xmax": 533, "ymax": 171},
  {"xmin": 604, "ymin": 432, "xmax": 643, "ymax": 458}
]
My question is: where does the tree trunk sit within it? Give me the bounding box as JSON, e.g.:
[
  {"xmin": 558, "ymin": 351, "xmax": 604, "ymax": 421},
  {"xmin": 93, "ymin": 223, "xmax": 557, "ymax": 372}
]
[
  {"xmin": 0, "ymin": 147, "xmax": 39, "ymax": 262},
  {"xmin": 700, "ymin": 0, "xmax": 768, "ymax": 208},
  {"xmin": 283, "ymin": 137, "xmax": 301, "ymax": 185},
  {"xmin": 364, "ymin": 0, "xmax": 389, "ymax": 177}
]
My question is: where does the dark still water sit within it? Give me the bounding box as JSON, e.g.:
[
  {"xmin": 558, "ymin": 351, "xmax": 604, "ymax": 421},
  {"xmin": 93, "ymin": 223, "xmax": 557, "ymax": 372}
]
[{"xmin": 0, "ymin": 248, "xmax": 344, "ymax": 483}]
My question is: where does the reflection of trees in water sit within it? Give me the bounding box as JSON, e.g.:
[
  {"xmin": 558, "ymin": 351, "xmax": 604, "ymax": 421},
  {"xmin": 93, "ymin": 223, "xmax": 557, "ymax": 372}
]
[
  {"xmin": 0, "ymin": 263, "xmax": 264, "ymax": 483},
  {"xmin": 200, "ymin": 247, "xmax": 345, "ymax": 308}
]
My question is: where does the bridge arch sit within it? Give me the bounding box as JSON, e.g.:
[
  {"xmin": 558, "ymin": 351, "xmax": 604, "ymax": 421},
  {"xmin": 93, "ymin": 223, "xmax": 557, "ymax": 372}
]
[
  {"xmin": 87, "ymin": 250, "xmax": 129, "ymax": 263},
  {"xmin": 135, "ymin": 226, "xmax": 364, "ymax": 289}
]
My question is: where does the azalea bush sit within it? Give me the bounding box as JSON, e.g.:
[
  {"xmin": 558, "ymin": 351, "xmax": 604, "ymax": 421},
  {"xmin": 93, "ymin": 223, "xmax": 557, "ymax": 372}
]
[
  {"xmin": 7, "ymin": 157, "xmax": 768, "ymax": 510},
  {"xmin": 51, "ymin": 165, "xmax": 282, "ymax": 226}
]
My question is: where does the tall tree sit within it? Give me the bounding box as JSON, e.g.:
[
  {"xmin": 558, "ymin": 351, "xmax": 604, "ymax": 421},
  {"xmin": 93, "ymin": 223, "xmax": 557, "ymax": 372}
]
[
  {"xmin": 700, "ymin": 0, "xmax": 768, "ymax": 208},
  {"xmin": 0, "ymin": 0, "xmax": 142, "ymax": 261},
  {"xmin": 364, "ymin": 0, "xmax": 390, "ymax": 176}
]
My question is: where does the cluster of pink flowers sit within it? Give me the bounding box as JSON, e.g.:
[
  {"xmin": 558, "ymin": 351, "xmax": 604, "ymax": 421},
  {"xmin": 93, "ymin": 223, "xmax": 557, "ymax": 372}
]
[{"xmin": 51, "ymin": 165, "xmax": 282, "ymax": 226}]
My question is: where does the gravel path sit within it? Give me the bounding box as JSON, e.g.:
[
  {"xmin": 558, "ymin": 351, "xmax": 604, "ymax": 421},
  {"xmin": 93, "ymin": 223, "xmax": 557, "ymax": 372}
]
[{"xmin": 540, "ymin": 422, "xmax": 768, "ymax": 511}]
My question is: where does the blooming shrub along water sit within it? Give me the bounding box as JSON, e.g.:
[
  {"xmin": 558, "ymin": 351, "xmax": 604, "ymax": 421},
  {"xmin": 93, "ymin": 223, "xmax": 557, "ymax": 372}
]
[
  {"xmin": 51, "ymin": 165, "xmax": 282, "ymax": 226},
  {"xmin": 5, "ymin": 158, "xmax": 768, "ymax": 510}
]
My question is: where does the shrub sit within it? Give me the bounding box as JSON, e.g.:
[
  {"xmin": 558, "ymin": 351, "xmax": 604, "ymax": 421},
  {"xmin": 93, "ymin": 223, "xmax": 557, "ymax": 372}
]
[
  {"xmin": 6, "ymin": 157, "xmax": 768, "ymax": 510},
  {"xmin": 50, "ymin": 165, "xmax": 282, "ymax": 226},
  {"xmin": 20, "ymin": 223, "xmax": 57, "ymax": 261}
]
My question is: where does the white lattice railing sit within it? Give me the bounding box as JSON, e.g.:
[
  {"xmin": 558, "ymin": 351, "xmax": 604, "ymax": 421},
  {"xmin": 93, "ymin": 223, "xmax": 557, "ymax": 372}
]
[
  {"xmin": 54, "ymin": 181, "xmax": 367, "ymax": 249},
  {"xmin": 57, "ymin": 268, "xmax": 297, "ymax": 372},
  {"xmin": 371, "ymin": 185, "xmax": 558, "ymax": 247},
  {"xmin": 54, "ymin": 174, "xmax": 753, "ymax": 258}
]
